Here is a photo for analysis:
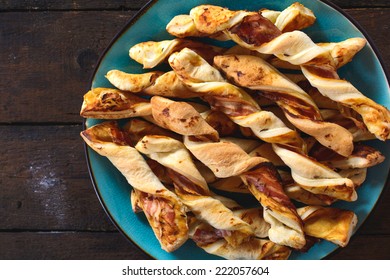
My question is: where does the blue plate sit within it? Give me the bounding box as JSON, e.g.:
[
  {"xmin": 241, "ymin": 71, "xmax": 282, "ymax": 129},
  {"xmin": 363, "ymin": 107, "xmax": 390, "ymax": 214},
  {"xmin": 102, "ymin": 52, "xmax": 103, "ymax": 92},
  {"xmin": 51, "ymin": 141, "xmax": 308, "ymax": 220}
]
[{"xmin": 85, "ymin": 0, "xmax": 390, "ymax": 259}]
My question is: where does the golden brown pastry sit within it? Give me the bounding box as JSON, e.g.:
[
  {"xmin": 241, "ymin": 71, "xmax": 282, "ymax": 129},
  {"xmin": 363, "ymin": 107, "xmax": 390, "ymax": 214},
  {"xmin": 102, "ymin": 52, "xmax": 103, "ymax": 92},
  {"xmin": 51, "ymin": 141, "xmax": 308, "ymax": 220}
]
[
  {"xmin": 320, "ymin": 108, "xmax": 376, "ymax": 142},
  {"xmin": 309, "ymin": 141, "xmax": 385, "ymax": 170},
  {"xmin": 267, "ymin": 38, "xmax": 367, "ymax": 70},
  {"xmin": 106, "ymin": 70, "xmax": 199, "ymax": 98},
  {"xmin": 105, "ymin": 70, "xmax": 162, "ymax": 92},
  {"xmin": 301, "ymin": 65, "xmax": 390, "ymax": 141},
  {"xmin": 150, "ymin": 96, "xmax": 220, "ymax": 142},
  {"xmin": 273, "ymin": 144, "xmax": 357, "ymax": 201},
  {"xmin": 80, "ymin": 121, "xmax": 188, "ymax": 252},
  {"xmin": 190, "ymin": 222, "xmax": 291, "ymax": 260},
  {"xmin": 297, "ymin": 206, "xmax": 358, "ymax": 247},
  {"xmin": 80, "ymin": 87, "xmax": 151, "ymax": 119},
  {"xmin": 129, "ymin": 38, "xmax": 225, "ymax": 68},
  {"xmin": 166, "ymin": 2, "xmax": 316, "ymax": 39},
  {"xmin": 261, "ymin": 2, "xmax": 316, "ymax": 32}
]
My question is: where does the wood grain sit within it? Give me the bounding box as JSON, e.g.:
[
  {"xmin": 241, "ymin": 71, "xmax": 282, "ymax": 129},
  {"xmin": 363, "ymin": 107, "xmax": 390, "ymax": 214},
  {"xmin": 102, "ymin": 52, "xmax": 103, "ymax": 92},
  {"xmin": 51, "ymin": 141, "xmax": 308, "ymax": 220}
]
[
  {"xmin": 0, "ymin": 11, "xmax": 135, "ymax": 123},
  {"xmin": 0, "ymin": 0, "xmax": 149, "ymax": 11},
  {"xmin": 0, "ymin": 125, "xmax": 115, "ymax": 231},
  {"xmin": 0, "ymin": 0, "xmax": 388, "ymax": 11},
  {"xmin": 327, "ymin": 234, "xmax": 390, "ymax": 259},
  {"xmin": 0, "ymin": 232, "xmax": 151, "ymax": 260},
  {"xmin": 0, "ymin": 231, "xmax": 388, "ymax": 259}
]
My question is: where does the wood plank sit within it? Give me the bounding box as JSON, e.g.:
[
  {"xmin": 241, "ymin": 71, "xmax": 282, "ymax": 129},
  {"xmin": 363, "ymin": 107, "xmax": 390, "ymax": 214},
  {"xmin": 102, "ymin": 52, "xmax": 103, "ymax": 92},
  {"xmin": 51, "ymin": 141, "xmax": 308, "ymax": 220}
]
[
  {"xmin": 0, "ymin": 9, "xmax": 389, "ymax": 124},
  {"xmin": 331, "ymin": 0, "xmax": 390, "ymax": 8},
  {"xmin": 0, "ymin": 11, "xmax": 136, "ymax": 123},
  {"xmin": 327, "ymin": 234, "xmax": 390, "ymax": 260},
  {"xmin": 0, "ymin": 0, "xmax": 388, "ymax": 11},
  {"xmin": 346, "ymin": 8, "xmax": 390, "ymax": 67},
  {"xmin": 0, "ymin": 231, "xmax": 388, "ymax": 259},
  {"xmin": 359, "ymin": 180, "xmax": 390, "ymax": 235},
  {"xmin": 0, "ymin": 232, "xmax": 151, "ymax": 259},
  {"xmin": 0, "ymin": 125, "xmax": 116, "ymax": 231},
  {"xmin": 0, "ymin": 0, "xmax": 149, "ymax": 11}
]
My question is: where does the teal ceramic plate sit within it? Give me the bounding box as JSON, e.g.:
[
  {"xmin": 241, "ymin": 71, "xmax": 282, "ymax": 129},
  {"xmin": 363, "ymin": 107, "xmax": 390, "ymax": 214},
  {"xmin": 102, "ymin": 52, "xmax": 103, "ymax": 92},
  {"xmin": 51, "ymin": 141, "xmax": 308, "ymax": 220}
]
[{"xmin": 85, "ymin": 0, "xmax": 390, "ymax": 259}]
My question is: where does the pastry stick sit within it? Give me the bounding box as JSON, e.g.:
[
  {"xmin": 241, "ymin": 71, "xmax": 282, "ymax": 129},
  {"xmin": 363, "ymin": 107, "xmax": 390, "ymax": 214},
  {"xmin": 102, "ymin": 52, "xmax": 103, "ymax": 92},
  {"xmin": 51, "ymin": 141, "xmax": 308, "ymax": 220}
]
[
  {"xmin": 272, "ymin": 144, "xmax": 357, "ymax": 202},
  {"xmin": 301, "ymin": 65, "xmax": 390, "ymax": 141},
  {"xmin": 106, "ymin": 70, "xmax": 199, "ymax": 98},
  {"xmin": 189, "ymin": 222, "xmax": 291, "ymax": 260},
  {"xmin": 308, "ymin": 141, "xmax": 385, "ymax": 170},
  {"xmin": 297, "ymin": 206, "xmax": 358, "ymax": 247},
  {"xmin": 134, "ymin": 134, "xmax": 254, "ymax": 246},
  {"xmin": 267, "ymin": 37, "xmax": 366, "ymax": 71},
  {"xmin": 132, "ymin": 190, "xmax": 288, "ymax": 260},
  {"xmin": 80, "ymin": 121, "xmax": 188, "ymax": 252},
  {"xmin": 180, "ymin": 5, "xmax": 327, "ymax": 64},
  {"xmin": 284, "ymin": 78, "xmax": 376, "ymax": 142},
  {"xmin": 195, "ymin": 192, "xmax": 272, "ymax": 239},
  {"xmin": 320, "ymin": 108, "xmax": 376, "ymax": 142},
  {"xmin": 261, "ymin": 2, "xmax": 316, "ymax": 32},
  {"xmin": 80, "ymin": 87, "xmax": 151, "ymax": 119},
  {"xmin": 129, "ymin": 38, "xmax": 225, "ymax": 69},
  {"xmin": 151, "ymin": 96, "xmax": 306, "ymax": 250},
  {"xmin": 166, "ymin": 2, "xmax": 316, "ymax": 39}
]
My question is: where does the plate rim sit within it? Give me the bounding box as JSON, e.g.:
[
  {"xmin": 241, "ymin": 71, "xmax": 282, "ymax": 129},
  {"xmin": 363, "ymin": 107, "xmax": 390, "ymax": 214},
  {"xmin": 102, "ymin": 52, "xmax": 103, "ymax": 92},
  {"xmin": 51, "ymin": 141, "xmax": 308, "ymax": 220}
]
[{"xmin": 83, "ymin": 0, "xmax": 390, "ymax": 260}]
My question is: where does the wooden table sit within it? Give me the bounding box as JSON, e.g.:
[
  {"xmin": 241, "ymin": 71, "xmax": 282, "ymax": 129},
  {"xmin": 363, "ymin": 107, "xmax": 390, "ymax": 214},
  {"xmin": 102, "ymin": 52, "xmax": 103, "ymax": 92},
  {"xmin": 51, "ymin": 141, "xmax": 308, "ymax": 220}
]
[{"xmin": 1, "ymin": 0, "xmax": 389, "ymax": 260}]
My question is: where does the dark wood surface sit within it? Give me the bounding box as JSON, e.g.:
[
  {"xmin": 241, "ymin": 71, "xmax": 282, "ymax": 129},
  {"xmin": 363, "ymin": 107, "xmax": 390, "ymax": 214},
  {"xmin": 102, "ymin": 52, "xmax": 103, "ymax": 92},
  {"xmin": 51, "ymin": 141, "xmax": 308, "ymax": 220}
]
[{"xmin": 1, "ymin": 0, "xmax": 389, "ymax": 260}]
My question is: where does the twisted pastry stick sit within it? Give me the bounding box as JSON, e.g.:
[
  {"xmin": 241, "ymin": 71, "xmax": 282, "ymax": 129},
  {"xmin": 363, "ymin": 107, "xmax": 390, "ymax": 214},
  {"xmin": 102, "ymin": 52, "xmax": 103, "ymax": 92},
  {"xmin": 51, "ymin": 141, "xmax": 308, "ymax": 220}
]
[
  {"xmin": 130, "ymin": 4, "xmax": 314, "ymax": 70},
  {"xmin": 214, "ymin": 54, "xmax": 354, "ymax": 156},
  {"xmin": 272, "ymin": 144, "xmax": 357, "ymax": 202},
  {"xmin": 191, "ymin": 192, "xmax": 272, "ymax": 238},
  {"xmin": 212, "ymin": 143, "xmax": 340, "ymax": 206},
  {"xmin": 129, "ymin": 38, "xmax": 225, "ymax": 69},
  {"xmin": 80, "ymin": 87, "xmax": 151, "ymax": 119},
  {"xmin": 261, "ymin": 2, "xmax": 316, "ymax": 32},
  {"xmin": 169, "ymin": 48, "xmax": 304, "ymax": 149},
  {"xmin": 297, "ymin": 206, "xmax": 357, "ymax": 247},
  {"xmin": 106, "ymin": 70, "xmax": 199, "ymax": 98},
  {"xmin": 301, "ymin": 65, "xmax": 390, "ymax": 140},
  {"xmin": 166, "ymin": 2, "xmax": 315, "ymax": 39},
  {"xmin": 320, "ymin": 109, "xmax": 376, "ymax": 142},
  {"xmin": 151, "ymin": 96, "xmax": 306, "ymax": 250},
  {"xmin": 289, "ymin": 76, "xmax": 377, "ymax": 141},
  {"xmin": 131, "ymin": 190, "xmax": 285, "ymax": 259},
  {"xmin": 184, "ymin": 5, "xmax": 328, "ymax": 65},
  {"xmin": 267, "ymin": 37, "xmax": 367, "ymax": 70},
  {"xmin": 308, "ymin": 141, "xmax": 385, "ymax": 170},
  {"xmin": 186, "ymin": 4, "xmax": 390, "ymax": 140},
  {"xmin": 189, "ymin": 222, "xmax": 291, "ymax": 260},
  {"xmin": 80, "ymin": 121, "xmax": 188, "ymax": 252},
  {"xmin": 134, "ymin": 134, "xmax": 254, "ymax": 246}
]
